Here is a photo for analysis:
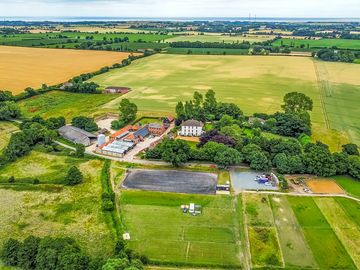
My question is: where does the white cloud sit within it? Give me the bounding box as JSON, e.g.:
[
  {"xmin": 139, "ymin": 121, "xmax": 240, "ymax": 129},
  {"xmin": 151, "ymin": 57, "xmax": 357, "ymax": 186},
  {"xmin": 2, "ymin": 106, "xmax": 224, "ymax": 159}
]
[{"xmin": 0, "ymin": 0, "xmax": 359, "ymax": 17}]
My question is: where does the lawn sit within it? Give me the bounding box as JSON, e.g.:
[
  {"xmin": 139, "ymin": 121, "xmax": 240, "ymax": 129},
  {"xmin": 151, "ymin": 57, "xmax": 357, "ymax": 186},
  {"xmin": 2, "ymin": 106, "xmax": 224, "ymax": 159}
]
[
  {"xmin": 218, "ymin": 170, "xmax": 230, "ymax": 185},
  {"xmin": 0, "ymin": 46, "xmax": 134, "ymax": 94},
  {"xmin": 134, "ymin": 116, "xmax": 163, "ymax": 125},
  {"xmin": 19, "ymin": 90, "xmax": 118, "ymax": 120},
  {"xmin": 167, "ymin": 34, "xmax": 275, "ymax": 43},
  {"xmin": 0, "ymin": 150, "xmax": 84, "ymax": 184},
  {"xmin": 332, "ymin": 175, "xmax": 360, "ymax": 198},
  {"xmin": 91, "ymin": 53, "xmax": 358, "ymax": 150},
  {"xmin": 243, "ymin": 194, "xmax": 283, "ymax": 267},
  {"xmin": 273, "ymin": 38, "xmax": 360, "ymax": 50},
  {"xmin": 315, "ymin": 198, "xmax": 360, "ymax": 268},
  {"xmin": 0, "ymin": 121, "xmax": 18, "ymax": 151},
  {"xmin": 119, "ymin": 190, "xmax": 242, "ymax": 267},
  {"xmin": 288, "ymin": 196, "xmax": 356, "ymax": 269},
  {"xmin": 0, "ymin": 158, "xmax": 115, "ymax": 258},
  {"xmin": 270, "ymin": 196, "xmax": 317, "ymax": 269}
]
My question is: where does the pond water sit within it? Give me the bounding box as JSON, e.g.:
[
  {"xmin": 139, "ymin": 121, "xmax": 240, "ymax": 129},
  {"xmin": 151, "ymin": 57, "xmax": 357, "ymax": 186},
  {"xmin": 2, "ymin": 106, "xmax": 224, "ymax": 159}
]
[{"xmin": 230, "ymin": 169, "xmax": 279, "ymax": 192}]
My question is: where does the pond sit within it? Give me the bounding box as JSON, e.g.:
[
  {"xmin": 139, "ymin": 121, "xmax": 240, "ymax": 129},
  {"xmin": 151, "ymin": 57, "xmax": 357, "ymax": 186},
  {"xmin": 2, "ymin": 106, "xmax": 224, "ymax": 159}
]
[{"xmin": 230, "ymin": 168, "xmax": 279, "ymax": 192}]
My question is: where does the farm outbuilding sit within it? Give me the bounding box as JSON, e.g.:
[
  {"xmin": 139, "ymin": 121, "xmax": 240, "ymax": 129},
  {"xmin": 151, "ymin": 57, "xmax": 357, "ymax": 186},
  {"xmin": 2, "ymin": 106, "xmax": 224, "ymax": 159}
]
[
  {"xmin": 148, "ymin": 123, "xmax": 166, "ymax": 136},
  {"xmin": 104, "ymin": 86, "xmax": 131, "ymax": 94},
  {"xmin": 58, "ymin": 125, "xmax": 97, "ymax": 146}
]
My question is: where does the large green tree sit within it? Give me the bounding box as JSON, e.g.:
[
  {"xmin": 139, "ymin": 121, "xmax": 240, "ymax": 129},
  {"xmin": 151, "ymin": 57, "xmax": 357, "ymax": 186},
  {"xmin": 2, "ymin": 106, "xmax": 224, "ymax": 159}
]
[
  {"xmin": 160, "ymin": 139, "xmax": 190, "ymax": 166},
  {"xmin": 342, "ymin": 143, "xmax": 359, "ymax": 156},
  {"xmin": 304, "ymin": 142, "xmax": 336, "ymax": 177},
  {"xmin": 203, "ymin": 89, "xmax": 217, "ymax": 115},
  {"xmin": 119, "ymin": 99, "xmax": 138, "ymax": 123},
  {"xmin": 348, "ymin": 156, "xmax": 360, "ymax": 180},
  {"xmin": 281, "ymin": 92, "xmax": 313, "ymax": 114},
  {"xmin": 0, "ymin": 90, "xmax": 14, "ymax": 102},
  {"xmin": 72, "ymin": 116, "xmax": 98, "ymax": 132},
  {"xmin": 0, "ymin": 101, "xmax": 21, "ymax": 120}
]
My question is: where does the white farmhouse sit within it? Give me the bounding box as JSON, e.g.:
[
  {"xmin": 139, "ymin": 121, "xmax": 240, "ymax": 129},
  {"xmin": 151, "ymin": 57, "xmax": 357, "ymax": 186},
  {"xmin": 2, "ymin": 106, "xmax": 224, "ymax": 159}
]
[{"xmin": 179, "ymin": 119, "xmax": 204, "ymax": 137}]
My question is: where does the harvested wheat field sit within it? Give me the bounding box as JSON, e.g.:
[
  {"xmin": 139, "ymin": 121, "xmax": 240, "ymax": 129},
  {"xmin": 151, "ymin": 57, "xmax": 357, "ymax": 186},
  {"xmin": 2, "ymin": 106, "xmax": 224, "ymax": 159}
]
[
  {"xmin": 307, "ymin": 180, "xmax": 345, "ymax": 194},
  {"xmin": 0, "ymin": 46, "xmax": 136, "ymax": 93}
]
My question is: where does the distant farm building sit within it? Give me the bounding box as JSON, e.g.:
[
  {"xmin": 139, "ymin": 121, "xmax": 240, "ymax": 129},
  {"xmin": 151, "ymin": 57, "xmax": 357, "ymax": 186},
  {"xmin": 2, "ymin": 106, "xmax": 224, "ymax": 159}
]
[
  {"xmin": 179, "ymin": 119, "xmax": 204, "ymax": 137},
  {"xmin": 58, "ymin": 125, "xmax": 97, "ymax": 146},
  {"xmin": 163, "ymin": 115, "xmax": 174, "ymax": 128},
  {"xmin": 248, "ymin": 117, "xmax": 266, "ymax": 126},
  {"xmin": 104, "ymin": 86, "xmax": 131, "ymax": 94},
  {"xmin": 59, "ymin": 81, "xmax": 73, "ymax": 90}
]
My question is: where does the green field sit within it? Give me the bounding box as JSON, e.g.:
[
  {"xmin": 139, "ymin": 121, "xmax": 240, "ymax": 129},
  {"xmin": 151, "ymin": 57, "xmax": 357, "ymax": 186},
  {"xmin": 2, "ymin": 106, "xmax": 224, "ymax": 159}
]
[
  {"xmin": 0, "ymin": 32, "xmax": 171, "ymax": 47},
  {"xmin": 119, "ymin": 190, "xmax": 242, "ymax": 267},
  {"xmin": 315, "ymin": 198, "xmax": 360, "ymax": 268},
  {"xmin": 89, "ymin": 54, "xmax": 360, "ymax": 149},
  {"xmin": 244, "ymin": 194, "xmax": 283, "ymax": 267},
  {"xmin": 0, "ymin": 157, "xmax": 114, "ymax": 258},
  {"xmin": 335, "ymin": 198, "xmax": 360, "ymax": 227},
  {"xmin": 332, "ymin": 176, "xmax": 360, "ymax": 198},
  {"xmin": 19, "ymin": 90, "xmax": 118, "ymax": 121},
  {"xmin": 92, "ymin": 54, "xmax": 323, "ymax": 118},
  {"xmin": 167, "ymin": 34, "xmax": 274, "ymax": 43},
  {"xmin": 0, "ymin": 121, "xmax": 18, "ymax": 151},
  {"xmin": 0, "ymin": 151, "xmax": 84, "ymax": 184},
  {"xmin": 273, "ymin": 38, "xmax": 360, "ymax": 50},
  {"xmin": 288, "ymin": 196, "xmax": 357, "ymax": 269},
  {"xmin": 314, "ymin": 60, "xmax": 360, "ymax": 145},
  {"xmin": 270, "ymin": 196, "xmax": 317, "ymax": 268}
]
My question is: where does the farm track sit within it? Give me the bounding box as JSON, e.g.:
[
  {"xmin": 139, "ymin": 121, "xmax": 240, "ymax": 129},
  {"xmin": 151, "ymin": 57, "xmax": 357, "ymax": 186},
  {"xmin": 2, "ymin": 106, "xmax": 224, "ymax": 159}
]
[
  {"xmin": 313, "ymin": 60, "xmax": 331, "ymax": 129},
  {"xmin": 243, "ymin": 190, "xmax": 360, "ymax": 203}
]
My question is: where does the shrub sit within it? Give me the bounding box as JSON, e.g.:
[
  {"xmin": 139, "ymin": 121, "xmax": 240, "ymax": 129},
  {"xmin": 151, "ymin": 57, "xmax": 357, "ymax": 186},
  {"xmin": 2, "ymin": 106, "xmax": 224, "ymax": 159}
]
[{"xmin": 65, "ymin": 166, "xmax": 83, "ymax": 186}]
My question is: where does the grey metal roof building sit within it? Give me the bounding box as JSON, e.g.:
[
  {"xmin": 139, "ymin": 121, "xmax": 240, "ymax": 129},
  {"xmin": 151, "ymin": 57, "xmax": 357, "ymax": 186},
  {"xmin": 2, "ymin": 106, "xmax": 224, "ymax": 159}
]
[
  {"xmin": 134, "ymin": 126, "xmax": 150, "ymax": 138},
  {"xmin": 58, "ymin": 125, "xmax": 97, "ymax": 146},
  {"xmin": 148, "ymin": 123, "xmax": 163, "ymax": 129},
  {"xmin": 100, "ymin": 140, "xmax": 135, "ymax": 157}
]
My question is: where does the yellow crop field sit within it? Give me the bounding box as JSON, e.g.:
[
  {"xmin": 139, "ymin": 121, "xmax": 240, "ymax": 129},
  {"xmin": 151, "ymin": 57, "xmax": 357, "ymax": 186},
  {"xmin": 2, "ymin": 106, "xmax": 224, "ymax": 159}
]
[{"xmin": 0, "ymin": 46, "xmax": 135, "ymax": 93}]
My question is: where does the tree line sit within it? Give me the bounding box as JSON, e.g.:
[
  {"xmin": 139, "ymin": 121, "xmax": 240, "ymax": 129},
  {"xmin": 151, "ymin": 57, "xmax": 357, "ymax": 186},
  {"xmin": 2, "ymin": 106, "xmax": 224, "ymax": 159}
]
[
  {"xmin": 1, "ymin": 235, "xmax": 147, "ymax": 270},
  {"xmin": 170, "ymin": 41, "xmax": 251, "ymax": 49},
  {"xmin": 316, "ymin": 48, "xmax": 359, "ymax": 63}
]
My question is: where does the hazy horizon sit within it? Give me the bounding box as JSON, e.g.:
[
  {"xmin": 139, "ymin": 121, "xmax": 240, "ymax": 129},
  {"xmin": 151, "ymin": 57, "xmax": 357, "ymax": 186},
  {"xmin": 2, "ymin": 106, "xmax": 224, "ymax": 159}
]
[{"xmin": 1, "ymin": 0, "xmax": 359, "ymax": 18}]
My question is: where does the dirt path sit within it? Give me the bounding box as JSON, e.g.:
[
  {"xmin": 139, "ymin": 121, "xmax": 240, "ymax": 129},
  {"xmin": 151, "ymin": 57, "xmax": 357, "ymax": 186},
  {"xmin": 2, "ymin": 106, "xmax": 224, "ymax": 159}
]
[
  {"xmin": 243, "ymin": 190, "xmax": 360, "ymax": 203},
  {"xmin": 313, "ymin": 60, "xmax": 331, "ymax": 129}
]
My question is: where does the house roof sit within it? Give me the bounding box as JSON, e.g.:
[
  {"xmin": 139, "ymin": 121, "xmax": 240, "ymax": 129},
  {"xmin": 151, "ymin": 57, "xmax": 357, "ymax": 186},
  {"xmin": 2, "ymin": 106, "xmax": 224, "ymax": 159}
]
[
  {"xmin": 181, "ymin": 119, "xmax": 204, "ymax": 127},
  {"xmin": 149, "ymin": 123, "xmax": 163, "ymax": 129},
  {"xmin": 110, "ymin": 125, "xmax": 139, "ymax": 139},
  {"xmin": 165, "ymin": 115, "xmax": 174, "ymax": 122},
  {"xmin": 58, "ymin": 125, "xmax": 96, "ymax": 145}
]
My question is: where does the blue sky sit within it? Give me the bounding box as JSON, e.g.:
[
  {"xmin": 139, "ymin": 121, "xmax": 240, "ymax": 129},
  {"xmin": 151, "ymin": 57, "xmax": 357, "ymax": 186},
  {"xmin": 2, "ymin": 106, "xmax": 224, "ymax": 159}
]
[{"xmin": 0, "ymin": 0, "xmax": 359, "ymax": 17}]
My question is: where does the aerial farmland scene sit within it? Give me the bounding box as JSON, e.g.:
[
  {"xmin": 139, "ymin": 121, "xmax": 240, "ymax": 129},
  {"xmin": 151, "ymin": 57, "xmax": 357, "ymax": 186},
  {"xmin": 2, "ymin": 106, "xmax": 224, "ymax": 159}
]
[{"xmin": 0, "ymin": 1, "xmax": 360, "ymax": 270}]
